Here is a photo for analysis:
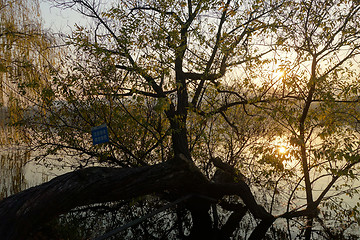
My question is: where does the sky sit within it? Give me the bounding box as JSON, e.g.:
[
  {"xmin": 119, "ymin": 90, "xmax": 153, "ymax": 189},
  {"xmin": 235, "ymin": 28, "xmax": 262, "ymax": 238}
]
[{"xmin": 40, "ymin": 1, "xmax": 88, "ymax": 34}]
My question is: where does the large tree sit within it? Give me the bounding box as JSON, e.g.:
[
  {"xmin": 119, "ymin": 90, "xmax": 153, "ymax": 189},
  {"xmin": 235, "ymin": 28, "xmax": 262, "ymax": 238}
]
[{"xmin": 1, "ymin": 0, "xmax": 360, "ymax": 239}]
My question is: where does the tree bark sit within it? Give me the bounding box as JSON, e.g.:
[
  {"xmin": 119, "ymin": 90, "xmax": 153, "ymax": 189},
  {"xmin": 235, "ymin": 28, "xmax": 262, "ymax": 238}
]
[
  {"xmin": 304, "ymin": 217, "xmax": 313, "ymax": 240},
  {"xmin": 0, "ymin": 154, "xmax": 272, "ymax": 240},
  {"xmin": 0, "ymin": 157, "xmax": 190, "ymax": 239}
]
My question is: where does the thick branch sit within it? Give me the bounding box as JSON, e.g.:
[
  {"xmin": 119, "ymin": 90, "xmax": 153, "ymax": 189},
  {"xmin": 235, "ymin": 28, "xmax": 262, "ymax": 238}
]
[
  {"xmin": 0, "ymin": 154, "xmax": 272, "ymax": 240},
  {"xmin": 0, "ymin": 157, "xmax": 196, "ymax": 240}
]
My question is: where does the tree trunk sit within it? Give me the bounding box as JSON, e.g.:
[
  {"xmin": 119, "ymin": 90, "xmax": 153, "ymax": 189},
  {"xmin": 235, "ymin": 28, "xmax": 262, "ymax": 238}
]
[
  {"xmin": 304, "ymin": 217, "xmax": 313, "ymax": 240},
  {"xmin": 0, "ymin": 154, "xmax": 273, "ymax": 240},
  {"xmin": 187, "ymin": 202, "xmax": 214, "ymax": 240},
  {"xmin": 0, "ymin": 156, "xmax": 198, "ymax": 240}
]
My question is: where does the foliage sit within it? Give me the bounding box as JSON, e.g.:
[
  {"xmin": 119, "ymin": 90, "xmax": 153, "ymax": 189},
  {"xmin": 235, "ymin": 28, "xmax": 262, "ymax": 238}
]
[
  {"xmin": 0, "ymin": 0, "xmax": 57, "ymax": 145},
  {"xmin": 3, "ymin": 0, "xmax": 360, "ymax": 239}
]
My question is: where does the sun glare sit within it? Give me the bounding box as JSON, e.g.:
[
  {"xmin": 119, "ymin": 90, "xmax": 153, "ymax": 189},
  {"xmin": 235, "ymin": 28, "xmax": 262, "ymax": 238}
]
[
  {"xmin": 273, "ymin": 70, "xmax": 284, "ymax": 80},
  {"xmin": 278, "ymin": 146, "xmax": 287, "ymax": 154}
]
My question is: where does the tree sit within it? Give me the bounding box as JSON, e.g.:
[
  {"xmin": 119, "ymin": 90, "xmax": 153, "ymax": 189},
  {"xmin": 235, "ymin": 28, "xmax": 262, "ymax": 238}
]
[
  {"xmin": 0, "ymin": 0, "xmax": 57, "ymax": 204},
  {"xmin": 1, "ymin": 0, "xmax": 360, "ymax": 239},
  {"xmin": 0, "ymin": 0, "xmax": 55, "ymax": 144},
  {"xmin": 0, "ymin": 0, "xmax": 56, "ymax": 202},
  {"xmin": 254, "ymin": 0, "xmax": 360, "ymax": 238}
]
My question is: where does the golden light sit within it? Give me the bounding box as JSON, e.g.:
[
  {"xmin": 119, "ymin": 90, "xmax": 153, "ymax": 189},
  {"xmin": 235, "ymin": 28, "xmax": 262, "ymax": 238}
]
[
  {"xmin": 273, "ymin": 70, "xmax": 285, "ymax": 80},
  {"xmin": 278, "ymin": 146, "xmax": 287, "ymax": 154}
]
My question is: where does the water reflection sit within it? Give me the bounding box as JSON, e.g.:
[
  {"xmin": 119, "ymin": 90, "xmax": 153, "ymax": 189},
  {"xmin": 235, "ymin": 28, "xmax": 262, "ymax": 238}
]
[
  {"xmin": 0, "ymin": 147, "xmax": 52, "ymax": 200},
  {"xmin": 0, "ymin": 147, "xmax": 29, "ymax": 199}
]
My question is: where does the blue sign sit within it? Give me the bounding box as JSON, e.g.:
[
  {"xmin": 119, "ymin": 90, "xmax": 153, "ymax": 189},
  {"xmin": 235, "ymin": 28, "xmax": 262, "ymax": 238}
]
[{"xmin": 91, "ymin": 124, "xmax": 109, "ymax": 145}]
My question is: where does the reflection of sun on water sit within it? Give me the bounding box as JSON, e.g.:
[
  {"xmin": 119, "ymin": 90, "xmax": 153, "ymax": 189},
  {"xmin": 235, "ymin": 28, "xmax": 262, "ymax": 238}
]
[{"xmin": 271, "ymin": 137, "xmax": 298, "ymax": 169}]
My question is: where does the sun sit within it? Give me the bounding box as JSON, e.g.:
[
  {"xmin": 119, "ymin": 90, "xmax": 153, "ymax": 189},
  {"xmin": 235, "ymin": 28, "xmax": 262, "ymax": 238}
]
[
  {"xmin": 278, "ymin": 146, "xmax": 287, "ymax": 154},
  {"xmin": 273, "ymin": 69, "xmax": 285, "ymax": 80}
]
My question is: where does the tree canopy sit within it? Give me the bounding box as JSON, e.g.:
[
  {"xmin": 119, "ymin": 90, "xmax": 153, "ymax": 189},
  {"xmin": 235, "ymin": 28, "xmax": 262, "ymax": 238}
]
[{"xmin": 1, "ymin": 0, "xmax": 360, "ymax": 239}]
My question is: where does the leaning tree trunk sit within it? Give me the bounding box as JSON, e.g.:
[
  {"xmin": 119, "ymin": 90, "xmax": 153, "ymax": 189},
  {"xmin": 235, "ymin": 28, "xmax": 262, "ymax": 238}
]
[{"xmin": 0, "ymin": 154, "xmax": 273, "ymax": 240}]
